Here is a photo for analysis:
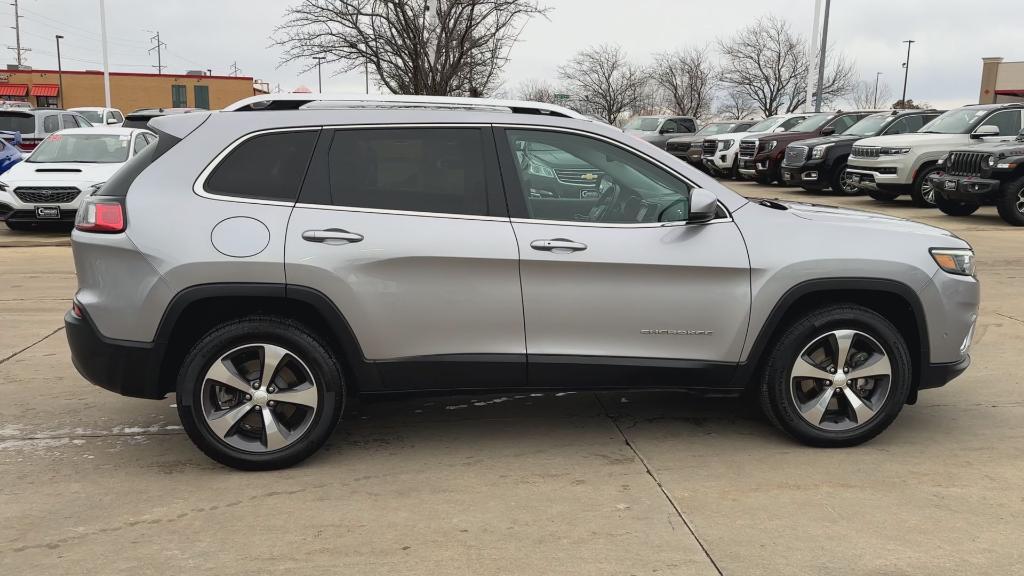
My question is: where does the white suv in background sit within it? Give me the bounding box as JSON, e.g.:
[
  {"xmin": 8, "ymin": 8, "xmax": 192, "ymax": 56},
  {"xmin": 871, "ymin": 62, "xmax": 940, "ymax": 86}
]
[
  {"xmin": 847, "ymin": 104, "xmax": 1024, "ymax": 206},
  {"xmin": 701, "ymin": 113, "xmax": 811, "ymax": 178},
  {"xmin": 69, "ymin": 107, "xmax": 125, "ymax": 128}
]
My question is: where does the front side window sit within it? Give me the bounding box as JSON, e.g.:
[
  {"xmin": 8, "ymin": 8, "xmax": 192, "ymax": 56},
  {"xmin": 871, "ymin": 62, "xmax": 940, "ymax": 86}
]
[
  {"xmin": 327, "ymin": 128, "xmax": 488, "ymax": 216},
  {"xmin": 827, "ymin": 114, "xmax": 860, "ymax": 134},
  {"xmin": 661, "ymin": 119, "xmax": 679, "ymax": 134},
  {"xmin": 27, "ymin": 133, "xmax": 131, "ymax": 163},
  {"xmin": 205, "ymin": 130, "xmax": 318, "ymax": 202},
  {"xmin": 77, "ymin": 110, "xmax": 103, "ymax": 123},
  {"xmin": 921, "ymin": 108, "xmax": 990, "ymax": 134},
  {"xmin": 777, "ymin": 116, "xmax": 809, "ymax": 131},
  {"xmin": 506, "ymin": 129, "xmax": 692, "ymax": 224},
  {"xmin": 112, "ymin": 110, "xmax": 124, "ymax": 123},
  {"xmin": 133, "ymin": 133, "xmax": 151, "ymax": 154},
  {"xmin": 789, "ymin": 114, "xmax": 832, "ymax": 133},
  {"xmin": 980, "ymin": 110, "xmax": 1022, "ymax": 135}
]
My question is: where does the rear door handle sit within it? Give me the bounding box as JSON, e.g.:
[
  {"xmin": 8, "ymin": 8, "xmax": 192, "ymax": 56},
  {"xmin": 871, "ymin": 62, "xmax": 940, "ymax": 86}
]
[
  {"xmin": 530, "ymin": 238, "xmax": 587, "ymax": 253},
  {"xmin": 301, "ymin": 228, "xmax": 364, "ymax": 244}
]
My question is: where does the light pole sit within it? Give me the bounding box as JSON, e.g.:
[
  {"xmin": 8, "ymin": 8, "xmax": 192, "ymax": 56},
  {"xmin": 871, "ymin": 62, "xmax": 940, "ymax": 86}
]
[
  {"xmin": 312, "ymin": 56, "xmax": 326, "ymax": 92},
  {"xmin": 55, "ymin": 35, "xmax": 64, "ymax": 109},
  {"xmin": 873, "ymin": 72, "xmax": 882, "ymax": 108},
  {"xmin": 814, "ymin": 0, "xmax": 831, "ymax": 112},
  {"xmin": 99, "ymin": 0, "xmax": 111, "ymax": 108},
  {"xmin": 900, "ymin": 40, "xmax": 915, "ymax": 109}
]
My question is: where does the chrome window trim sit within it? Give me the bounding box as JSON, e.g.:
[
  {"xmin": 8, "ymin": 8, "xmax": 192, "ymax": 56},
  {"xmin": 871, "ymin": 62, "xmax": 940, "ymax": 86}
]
[{"xmin": 291, "ymin": 202, "xmax": 509, "ymax": 223}]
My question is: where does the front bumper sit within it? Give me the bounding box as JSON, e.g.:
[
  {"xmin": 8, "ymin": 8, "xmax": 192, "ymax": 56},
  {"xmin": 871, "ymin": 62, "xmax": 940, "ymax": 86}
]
[
  {"xmin": 65, "ymin": 309, "xmax": 168, "ymax": 399},
  {"xmin": 780, "ymin": 160, "xmax": 828, "ymax": 186},
  {"xmin": 930, "ymin": 174, "xmax": 1000, "ymax": 202},
  {"xmin": 919, "ymin": 356, "xmax": 971, "ymax": 390}
]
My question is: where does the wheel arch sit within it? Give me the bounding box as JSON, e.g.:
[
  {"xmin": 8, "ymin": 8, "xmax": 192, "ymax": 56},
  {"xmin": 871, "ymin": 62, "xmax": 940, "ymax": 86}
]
[{"xmin": 736, "ymin": 278, "xmax": 928, "ymax": 403}]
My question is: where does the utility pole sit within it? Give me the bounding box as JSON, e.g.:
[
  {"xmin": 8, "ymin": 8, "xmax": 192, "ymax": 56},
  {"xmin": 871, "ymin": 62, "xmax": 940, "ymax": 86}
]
[
  {"xmin": 805, "ymin": 0, "xmax": 822, "ymax": 113},
  {"xmin": 55, "ymin": 35, "xmax": 64, "ymax": 108},
  {"xmin": 873, "ymin": 72, "xmax": 882, "ymax": 108},
  {"xmin": 148, "ymin": 31, "xmax": 167, "ymax": 74},
  {"xmin": 229, "ymin": 61, "xmax": 241, "ymax": 77},
  {"xmin": 900, "ymin": 40, "xmax": 915, "ymax": 109},
  {"xmin": 99, "ymin": 0, "xmax": 110, "ymax": 108},
  {"xmin": 312, "ymin": 56, "xmax": 325, "ymax": 92},
  {"xmin": 814, "ymin": 0, "xmax": 831, "ymax": 112},
  {"xmin": 8, "ymin": 0, "xmax": 31, "ymax": 67},
  {"xmin": 365, "ymin": 59, "xmax": 369, "ymax": 94}
]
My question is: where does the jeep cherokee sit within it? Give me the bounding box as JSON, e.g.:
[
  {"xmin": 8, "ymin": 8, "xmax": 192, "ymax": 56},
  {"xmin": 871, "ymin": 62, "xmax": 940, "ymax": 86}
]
[{"xmin": 65, "ymin": 94, "xmax": 979, "ymax": 470}]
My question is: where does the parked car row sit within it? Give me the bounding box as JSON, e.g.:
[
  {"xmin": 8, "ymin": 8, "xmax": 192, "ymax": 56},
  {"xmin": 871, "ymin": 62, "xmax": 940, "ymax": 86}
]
[{"xmin": 689, "ymin": 102, "xmax": 1024, "ymax": 226}]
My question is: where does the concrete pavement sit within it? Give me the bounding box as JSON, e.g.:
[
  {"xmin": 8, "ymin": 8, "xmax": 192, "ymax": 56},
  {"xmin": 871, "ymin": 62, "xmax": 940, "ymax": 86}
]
[{"xmin": 1, "ymin": 182, "xmax": 1022, "ymax": 575}]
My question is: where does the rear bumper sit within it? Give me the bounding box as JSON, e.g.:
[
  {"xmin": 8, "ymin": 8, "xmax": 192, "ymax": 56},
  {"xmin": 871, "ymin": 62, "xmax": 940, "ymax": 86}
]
[
  {"xmin": 930, "ymin": 174, "xmax": 1000, "ymax": 202},
  {"xmin": 65, "ymin": 309, "xmax": 167, "ymax": 399},
  {"xmin": 919, "ymin": 356, "xmax": 971, "ymax": 390}
]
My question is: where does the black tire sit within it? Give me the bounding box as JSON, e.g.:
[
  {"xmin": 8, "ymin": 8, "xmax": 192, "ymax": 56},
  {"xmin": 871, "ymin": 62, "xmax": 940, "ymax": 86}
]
[
  {"xmin": 800, "ymin": 184, "xmax": 826, "ymax": 193},
  {"xmin": 758, "ymin": 304, "xmax": 912, "ymax": 447},
  {"xmin": 935, "ymin": 192, "xmax": 980, "ymax": 217},
  {"xmin": 868, "ymin": 190, "xmax": 900, "ymax": 202},
  {"xmin": 830, "ymin": 164, "xmax": 860, "ymax": 195},
  {"xmin": 995, "ymin": 174, "xmax": 1024, "ymax": 226},
  {"xmin": 755, "ymin": 174, "xmax": 773, "ymax": 185},
  {"xmin": 911, "ymin": 165, "xmax": 942, "ymax": 207},
  {"xmin": 176, "ymin": 316, "xmax": 346, "ymax": 470}
]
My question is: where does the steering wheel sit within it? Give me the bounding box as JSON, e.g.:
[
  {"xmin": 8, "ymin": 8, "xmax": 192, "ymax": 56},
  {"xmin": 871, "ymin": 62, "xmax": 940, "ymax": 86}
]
[{"xmin": 584, "ymin": 175, "xmax": 623, "ymax": 222}]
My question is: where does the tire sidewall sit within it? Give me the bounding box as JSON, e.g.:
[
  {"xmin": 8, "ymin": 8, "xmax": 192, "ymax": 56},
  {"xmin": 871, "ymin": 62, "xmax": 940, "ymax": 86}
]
[
  {"xmin": 763, "ymin": 306, "xmax": 912, "ymax": 446},
  {"xmin": 177, "ymin": 318, "xmax": 344, "ymax": 470},
  {"xmin": 996, "ymin": 176, "xmax": 1024, "ymax": 226},
  {"xmin": 912, "ymin": 165, "xmax": 941, "ymax": 207}
]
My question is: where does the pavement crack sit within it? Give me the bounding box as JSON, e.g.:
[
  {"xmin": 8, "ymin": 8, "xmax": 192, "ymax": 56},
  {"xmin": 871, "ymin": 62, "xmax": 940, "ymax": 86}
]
[
  {"xmin": 595, "ymin": 394, "xmax": 725, "ymax": 576},
  {"xmin": 2, "ymin": 431, "xmax": 184, "ymax": 442},
  {"xmin": 0, "ymin": 326, "xmax": 65, "ymax": 366},
  {"xmin": 995, "ymin": 312, "xmax": 1024, "ymax": 325}
]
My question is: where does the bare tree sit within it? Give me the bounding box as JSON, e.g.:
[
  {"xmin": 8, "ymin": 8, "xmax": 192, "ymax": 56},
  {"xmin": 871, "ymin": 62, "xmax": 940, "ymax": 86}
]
[
  {"xmin": 716, "ymin": 90, "xmax": 758, "ymax": 120},
  {"xmin": 559, "ymin": 44, "xmax": 648, "ymax": 124},
  {"xmin": 892, "ymin": 98, "xmax": 930, "ymax": 110},
  {"xmin": 717, "ymin": 15, "xmax": 855, "ymax": 116},
  {"xmin": 272, "ymin": 0, "xmax": 549, "ymax": 96},
  {"xmin": 516, "ymin": 78, "xmax": 557, "ymax": 103},
  {"xmin": 849, "ymin": 79, "xmax": 893, "ymax": 109},
  {"xmin": 650, "ymin": 47, "xmax": 717, "ymax": 121}
]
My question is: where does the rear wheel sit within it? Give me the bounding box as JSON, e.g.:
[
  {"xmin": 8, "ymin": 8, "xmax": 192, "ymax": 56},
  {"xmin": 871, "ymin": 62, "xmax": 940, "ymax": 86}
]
[
  {"xmin": 995, "ymin": 175, "xmax": 1024, "ymax": 226},
  {"xmin": 868, "ymin": 190, "xmax": 900, "ymax": 202},
  {"xmin": 935, "ymin": 192, "xmax": 980, "ymax": 217},
  {"xmin": 831, "ymin": 164, "xmax": 860, "ymax": 195},
  {"xmin": 177, "ymin": 316, "xmax": 345, "ymax": 470},
  {"xmin": 911, "ymin": 165, "xmax": 941, "ymax": 207},
  {"xmin": 759, "ymin": 304, "xmax": 911, "ymax": 447}
]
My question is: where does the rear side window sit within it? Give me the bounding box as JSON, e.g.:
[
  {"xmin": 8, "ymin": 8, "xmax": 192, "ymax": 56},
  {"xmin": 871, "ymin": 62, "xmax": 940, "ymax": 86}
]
[
  {"xmin": 205, "ymin": 130, "xmax": 318, "ymax": 202},
  {"xmin": 43, "ymin": 114, "xmax": 59, "ymax": 133},
  {"xmin": 326, "ymin": 128, "xmax": 487, "ymax": 216},
  {"xmin": 0, "ymin": 113, "xmax": 35, "ymax": 134},
  {"xmin": 681, "ymin": 118, "xmax": 696, "ymax": 133}
]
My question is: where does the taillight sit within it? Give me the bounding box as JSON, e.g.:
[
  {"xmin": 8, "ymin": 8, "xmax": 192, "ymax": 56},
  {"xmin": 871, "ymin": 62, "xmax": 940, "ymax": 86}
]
[
  {"xmin": 17, "ymin": 138, "xmax": 40, "ymax": 151},
  {"xmin": 72, "ymin": 301, "xmax": 84, "ymax": 318},
  {"xmin": 75, "ymin": 197, "xmax": 125, "ymax": 233}
]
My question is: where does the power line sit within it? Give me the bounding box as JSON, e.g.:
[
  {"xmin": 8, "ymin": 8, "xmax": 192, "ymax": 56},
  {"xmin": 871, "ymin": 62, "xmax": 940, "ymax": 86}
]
[
  {"xmin": 18, "ymin": 6, "xmax": 147, "ymax": 48},
  {"xmin": 148, "ymin": 31, "xmax": 166, "ymax": 74}
]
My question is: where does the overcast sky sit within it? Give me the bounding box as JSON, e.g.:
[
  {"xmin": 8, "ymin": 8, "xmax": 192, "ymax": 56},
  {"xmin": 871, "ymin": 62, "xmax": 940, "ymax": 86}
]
[{"xmin": 1, "ymin": 0, "xmax": 1016, "ymax": 112}]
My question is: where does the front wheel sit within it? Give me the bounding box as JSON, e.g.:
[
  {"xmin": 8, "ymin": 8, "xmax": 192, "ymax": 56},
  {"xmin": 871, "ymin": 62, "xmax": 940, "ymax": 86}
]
[
  {"xmin": 177, "ymin": 316, "xmax": 345, "ymax": 470},
  {"xmin": 911, "ymin": 165, "xmax": 942, "ymax": 207},
  {"xmin": 759, "ymin": 304, "xmax": 912, "ymax": 447},
  {"xmin": 935, "ymin": 192, "xmax": 980, "ymax": 217},
  {"xmin": 831, "ymin": 164, "xmax": 861, "ymax": 195},
  {"xmin": 995, "ymin": 175, "xmax": 1024, "ymax": 226}
]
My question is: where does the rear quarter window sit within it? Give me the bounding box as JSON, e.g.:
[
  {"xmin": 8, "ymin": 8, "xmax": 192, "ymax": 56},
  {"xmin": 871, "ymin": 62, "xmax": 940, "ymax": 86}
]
[{"xmin": 204, "ymin": 130, "xmax": 319, "ymax": 202}]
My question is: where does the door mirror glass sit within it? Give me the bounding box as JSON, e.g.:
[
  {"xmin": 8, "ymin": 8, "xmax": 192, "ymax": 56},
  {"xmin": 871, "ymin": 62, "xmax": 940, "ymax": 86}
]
[
  {"xmin": 972, "ymin": 125, "xmax": 999, "ymax": 138},
  {"xmin": 686, "ymin": 188, "xmax": 718, "ymax": 223},
  {"xmin": 773, "ymin": 126, "xmax": 786, "ymax": 133},
  {"xmin": 106, "ymin": 117, "xmax": 119, "ymax": 124}
]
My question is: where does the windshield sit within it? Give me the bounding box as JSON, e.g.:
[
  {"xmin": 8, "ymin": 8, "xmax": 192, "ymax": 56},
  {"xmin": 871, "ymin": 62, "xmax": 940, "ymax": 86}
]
[
  {"xmin": 696, "ymin": 123, "xmax": 739, "ymax": 137},
  {"xmin": 920, "ymin": 108, "xmax": 992, "ymax": 134},
  {"xmin": 746, "ymin": 116, "xmax": 783, "ymax": 132},
  {"xmin": 76, "ymin": 110, "xmax": 103, "ymax": 123},
  {"xmin": 27, "ymin": 133, "xmax": 131, "ymax": 163},
  {"xmin": 0, "ymin": 113, "xmax": 35, "ymax": 134},
  {"xmin": 844, "ymin": 113, "xmax": 892, "ymax": 137},
  {"xmin": 789, "ymin": 113, "xmax": 832, "ymax": 133},
  {"xmin": 624, "ymin": 117, "xmax": 661, "ymax": 131}
]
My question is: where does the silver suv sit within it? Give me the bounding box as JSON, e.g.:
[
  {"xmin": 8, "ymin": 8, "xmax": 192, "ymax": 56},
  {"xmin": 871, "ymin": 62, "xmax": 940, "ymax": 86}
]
[{"xmin": 65, "ymin": 94, "xmax": 979, "ymax": 470}]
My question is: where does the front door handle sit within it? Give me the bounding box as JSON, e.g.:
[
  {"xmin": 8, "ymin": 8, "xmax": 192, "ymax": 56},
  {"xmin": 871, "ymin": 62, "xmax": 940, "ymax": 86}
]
[
  {"xmin": 530, "ymin": 238, "xmax": 587, "ymax": 253},
  {"xmin": 302, "ymin": 228, "xmax": 364, "ymax": 244}
]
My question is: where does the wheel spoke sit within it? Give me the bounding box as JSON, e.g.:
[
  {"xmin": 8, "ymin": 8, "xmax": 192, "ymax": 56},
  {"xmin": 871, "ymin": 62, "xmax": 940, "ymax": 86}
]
[
  {"xmin": 840, "ymin": 387, "xmax": 876, "ymax": 424},
  {"xmin": 792, "ymin": 357, "xmax": 833, "ymax": 381},
  {"xmin": 206, "ymin": 359, "xmax": 252, "ymax": 394},
  {"xmin": 207, "ymin": 402, "xmax": 254, "ymax": 439},
  {"xmin": 831, "ymin": 330, "xmax": 856, "ymax": 370},
  {"xmin": 259, "ymin": 345, "xmax": 289, "ymax": 389},
  {"xmin": 847, "ymin": 354, "xmax": 892, "ymax": 381},
  {"xmin": 273, "ymin": 384, "xmax": 318, "ymax": 408},
  {"xmin": 798, "ymin": 386, "xmax": 836, "ymax": 426},
  {"xmin": 261, "ymin": 408, "xmax": 289, "ymax": 451}
]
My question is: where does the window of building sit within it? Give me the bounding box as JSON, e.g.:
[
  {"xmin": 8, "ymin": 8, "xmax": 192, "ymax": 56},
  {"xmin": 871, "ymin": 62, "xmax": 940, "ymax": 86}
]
[
  {"xmin": 326, "ymin": 128, "xmax": 488, "ymax": 216},
  {"xmin": 204, "ymin": 130, "xmax": 318, "ymax": 202},
  {"xmin": 194, "ymin": 85, "xmax": 210, "ymax": 110},
  {"xmin": 36, "ymin": 96, "xmax": 58, "ymax": 108},
  {"xmin": 171, "ymin": 84, "xmax": 187, "ymax": 108}
]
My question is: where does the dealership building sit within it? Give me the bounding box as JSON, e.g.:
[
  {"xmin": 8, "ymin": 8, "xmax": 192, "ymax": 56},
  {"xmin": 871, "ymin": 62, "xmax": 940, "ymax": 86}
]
[
  {"xmin": 0, "ymin": 68, "xmax": 260, "ymax": 111},
  {"xmin": 979, "ymin": 57, "xmax": 1024, "ymax": 104}
]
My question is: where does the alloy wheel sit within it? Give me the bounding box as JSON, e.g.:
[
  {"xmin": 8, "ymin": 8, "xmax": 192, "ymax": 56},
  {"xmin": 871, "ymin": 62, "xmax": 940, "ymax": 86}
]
[
  {"xmin": 920, "ymin": 179, "xmax": 937, "ymax": 205},
  {"xmin": 838, "ymin": 170, "xmax": 859, "ymax": 194},
  {"xmin": 789, "ymin": 329, "xmax": 892, "ymax": 431},
  {"xmin": 200, "ymin": 343, "xmax": 319, "ymax": 453},
  {"xmin": 1017, "ymin": 187, "xmax": 1024, "ymax": 214}
]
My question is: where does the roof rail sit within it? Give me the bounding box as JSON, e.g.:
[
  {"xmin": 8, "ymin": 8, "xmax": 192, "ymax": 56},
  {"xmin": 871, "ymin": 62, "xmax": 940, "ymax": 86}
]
[{"xmin": 223, "ymin": 93, "xmax": 587, "ymax": 119}]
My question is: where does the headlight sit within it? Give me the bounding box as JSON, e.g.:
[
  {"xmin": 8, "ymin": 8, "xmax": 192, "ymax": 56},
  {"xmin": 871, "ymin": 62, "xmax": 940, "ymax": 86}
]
[
  {"xmin": 718, "ymin": 139, "xmax": 735, "ymax": 150},
  {"xmin": 880, "ymin": 147, "xmax": 911, "ymax": 155},
  {"xmin": 937, "ymin": 154, "xmax": 948, "ymax": 166},
  {"xmin": 986, "ymin": 155, "xmax": 997, "ymax": 167},
  {"xmin": 764, "ymin": 140, "xmax": 778, "ymax": 151},
  {"xmin": 931, "ymin": 248, "xmax": 975, "ymax": 277},
  {"xmin": 0, "ymin": 181, "xmax": 8, "ymax": 192},
  {"xmin": 527, "ymin": 162, "xmax": 555, "ymax": 178},
  {"xmin": 810, "ymin": 143, "xmax": 833, "ymax": 159}
]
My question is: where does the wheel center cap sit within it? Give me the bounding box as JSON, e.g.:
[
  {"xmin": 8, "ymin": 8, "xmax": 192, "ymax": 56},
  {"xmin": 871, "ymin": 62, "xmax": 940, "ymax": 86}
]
[
  {"xmin": 253, "ymin": 390, "xmax": 270, "ymax": 406},
  {"xmin": 833, "ymin": 374, "xmax": 847, "ymax": 388}
]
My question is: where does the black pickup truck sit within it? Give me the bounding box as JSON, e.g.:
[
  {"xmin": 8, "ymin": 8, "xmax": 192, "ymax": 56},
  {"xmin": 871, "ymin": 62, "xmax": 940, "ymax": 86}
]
[{"xmin": 930, "ymin": 130, "xmax": 1024, "ymax": 225}]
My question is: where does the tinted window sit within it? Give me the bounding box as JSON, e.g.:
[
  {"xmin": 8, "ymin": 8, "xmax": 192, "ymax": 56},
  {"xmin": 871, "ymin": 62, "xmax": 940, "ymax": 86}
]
[
  {"xmin": 112, "ymin": 110, "xmax": 124, "ymax": 123},
  {"xmin": 327, "ymin": 128, "xmax": 487, "ymax": 216},
  {"xmin": 778, "ymin": 116, "xmax": 808, "ymax": 131},
  {"xmin": 981, "ymin": 110, "xmax": 1022, "ymax": 135},
  {"xmin": 661, "ymin": 120, "xmax": 678, "ymax": 133},
  {"xmin": 0, "ymin": 112, "xmax": 34, "ymax": 133},
  {"xmin": 133, "ymin": 134, "xmax": 150, "ymax": 154},
  {"xmin": 884, "ymin": 114, "xmax": 925, "ymax": 135},
  {"xmin": 77, "ymin": 110, "xmax": 103, "ymax": 123},
  {"xmin": 827, "ymin": 115, "xmax": 860, "ymax": 134},
  {"xmin": 680, "ymin": 118, "xmax": 696, "ymax": 133},
  {"xmin": 43, "ymin": 114, "xmax": 59, "ymax": 133},
  {"xmin": 205, "ymin": 130, "xmax": 318, "ymax": 202},
  {"xmin": 505, "ymin": 129, "xmax": 691, "ymax": 224}
]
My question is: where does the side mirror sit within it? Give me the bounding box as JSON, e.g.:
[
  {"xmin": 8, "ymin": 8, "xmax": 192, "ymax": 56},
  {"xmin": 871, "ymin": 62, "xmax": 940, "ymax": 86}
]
[
  {"xmin": 972, "ymin": 125, "xmax": 999, "ymax": 138},
  {"xmin": 773, "ymin": 127, "xmax": 786, "ymax": 133},
  {"xmin": 659, "ymin": 125, "xmax": 675, "ymax": 134},
  {"xmin": 687, "ymin": 188, "xmax": 719, "ymax": 223},
  {"xmin": 106, "ymin": 117, "xmax": 118, "ymax": 125},
  {"xmin": 1017, "ymin": 128, "xmax": 1024, "ymax": 142},
  {"xmin": 820, "ymin": 126, "xmax": 836, "ymax": 136}
]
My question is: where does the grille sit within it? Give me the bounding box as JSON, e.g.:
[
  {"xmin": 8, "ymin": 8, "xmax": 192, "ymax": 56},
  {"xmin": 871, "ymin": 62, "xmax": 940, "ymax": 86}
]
[
  {"xmin": 554, "ymin": 168, "xmax": 604, "ymax": 186},
  {"xmin": 852, "ymin": 145, "xmax": 880, "ymax": 159},
  {"xmin": 701, "ymin": 139, "xmax": 718, "ymax": 157},
  {"xmin": 739, "ymin": 139, "xmax": 758, "ymax": 159},
  {"xmin": 945, "ymin": 152, "xmax": 987, "ymax": 177},
  {"xmin": 667, "ymin": 141, "xmax": 691, "ymax": 152},
  {"xmin": 14, "ymin": 187, "xmax": 81, "ymax": 204},
  {"xmin": 783, "ymin": 145, "xmax": 809, "ymax": 167}
]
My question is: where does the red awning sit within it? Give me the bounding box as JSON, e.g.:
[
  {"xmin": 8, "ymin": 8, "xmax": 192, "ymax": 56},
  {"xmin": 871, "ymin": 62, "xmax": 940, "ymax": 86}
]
[
  {"xmin": 0, "ymin": 84, "xmax": 28, "ymax": 96},
  {"xmin": 29, "ymin": 84, "xmax": 59, "ymax": 97}
]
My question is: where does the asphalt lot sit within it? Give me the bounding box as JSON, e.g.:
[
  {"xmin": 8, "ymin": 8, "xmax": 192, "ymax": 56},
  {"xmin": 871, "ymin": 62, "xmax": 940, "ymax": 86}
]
[{"xmin": 2, "ymin": 180, "xmax": 1023, "ymax": 575}]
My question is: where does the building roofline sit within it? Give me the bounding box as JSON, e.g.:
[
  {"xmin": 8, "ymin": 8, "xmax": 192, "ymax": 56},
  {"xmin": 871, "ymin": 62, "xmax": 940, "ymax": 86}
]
[{"xmin": 0, "ymin": 68, "xmax": 253, "ymax": 81}]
